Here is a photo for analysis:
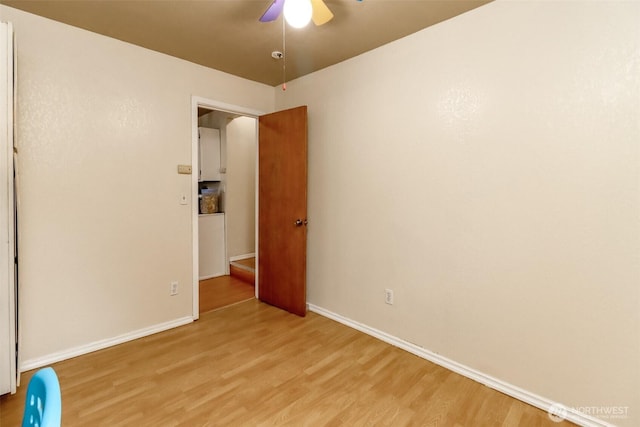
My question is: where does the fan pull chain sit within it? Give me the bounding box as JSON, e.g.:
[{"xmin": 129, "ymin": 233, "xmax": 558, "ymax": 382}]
[{"xmin": 282, "ymin": 16, "xmax": 287, "ymax": 91}]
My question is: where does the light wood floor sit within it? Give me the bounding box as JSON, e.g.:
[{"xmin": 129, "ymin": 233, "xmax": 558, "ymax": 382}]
[
  {"xmin": 0, "ymin": 300, "xmax": 573, "ymax": 426},
  {"xmin": 231, "ymin": 257, "xmax": 255, "ymax": 270},
  {"xmin": 199, "ymin": 274, "xmax": 255, "ymax": 314}
]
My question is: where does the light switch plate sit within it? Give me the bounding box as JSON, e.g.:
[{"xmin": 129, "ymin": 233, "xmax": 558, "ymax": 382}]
[
  {"xmin": 180, "ymin": 194, "xmax": 188, "ymax": 205},
  {"xmin": 178, "ymin": 164, "xmax": 192, "ymax": 174}
]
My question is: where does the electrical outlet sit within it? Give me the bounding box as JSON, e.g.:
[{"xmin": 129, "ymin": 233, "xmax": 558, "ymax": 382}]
[
  {"xmin": 170, "ymin": 281, "xmax": 179, "ymax": 296},
  {"xmin": 385, "ymin": 288, "xmax": 394, "ymax": 305}
]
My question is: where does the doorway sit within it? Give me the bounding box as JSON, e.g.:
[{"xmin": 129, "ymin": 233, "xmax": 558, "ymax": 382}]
[{"xmin": 191, "ymin": 97, "xmax": 264, "ymax": 319}]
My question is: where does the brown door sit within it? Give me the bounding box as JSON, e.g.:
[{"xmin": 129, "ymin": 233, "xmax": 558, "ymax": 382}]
[{"xmin": 258, "ymin": 106, "xmax": 308, "ymax": 317}]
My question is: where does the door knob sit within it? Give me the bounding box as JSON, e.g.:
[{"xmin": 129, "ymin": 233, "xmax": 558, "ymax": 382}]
[{"xmin": 294, "ymin": 219, "xmax": 308, "ymax": 227}]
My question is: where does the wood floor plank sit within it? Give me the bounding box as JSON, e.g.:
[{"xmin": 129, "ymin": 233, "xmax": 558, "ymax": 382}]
[
  {"xmin": 232, "ymin": 257, "xmax": 255, "ymax": 270},
  {"xmin": 0, "ymin": 300, "xmax": 575, "ymax": 426},
  {"xmin": 199, "ymin": 274, "xmax": 255, "ymax": 313}
]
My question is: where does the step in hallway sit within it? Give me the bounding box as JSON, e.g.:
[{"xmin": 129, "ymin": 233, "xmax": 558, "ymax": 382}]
[{"xmin": 199, "ymin": 257, "xmax": 255, "ymax": 314}]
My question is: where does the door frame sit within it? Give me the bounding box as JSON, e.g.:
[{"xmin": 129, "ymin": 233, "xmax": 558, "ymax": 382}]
[
  {"xmin": 191, "ymin": 96, "xmax": 264, "ymax": 320},
  {"xmin": 0, "ymin": 21, "xmax": 17, "ymax": 394}
]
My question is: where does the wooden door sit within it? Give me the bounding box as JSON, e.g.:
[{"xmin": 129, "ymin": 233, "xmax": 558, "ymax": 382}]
[{"xmin": 258, "ymin": 106, "xmax": 308, "ymax": 317}]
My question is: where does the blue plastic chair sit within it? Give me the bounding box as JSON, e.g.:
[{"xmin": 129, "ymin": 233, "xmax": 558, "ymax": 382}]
[{"xmin": 21, "ymin": 367, "xmax": 61, "ymax": 427}]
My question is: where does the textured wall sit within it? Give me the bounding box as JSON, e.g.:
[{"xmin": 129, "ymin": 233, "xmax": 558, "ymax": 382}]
[
  {"xmin": 276, "ymin": 1, "xmax": 640, "ymax": 425},
  {"xmin": 225, "ymin": 116, "xmax": 257, "ymax": 259},
  {"xmin": 1, "ymin": 5, "xmax": 273, "ymax": 363}
]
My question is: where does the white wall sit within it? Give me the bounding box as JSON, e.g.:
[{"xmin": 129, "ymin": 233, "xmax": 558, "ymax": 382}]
[
  {"xmin": 225, "ymin": 116, "xmax": 257, "ymax": 259},
  {"xmin": 276, "ymin": 1, "xmax": 640, "ymax": 425},
  {"xmin": 0, "ymin": 5, "xmax": 274, "ymax": 363},
  {"xmin": 3, "ymin": 1, "xmax": 639, "ymax": 424}
]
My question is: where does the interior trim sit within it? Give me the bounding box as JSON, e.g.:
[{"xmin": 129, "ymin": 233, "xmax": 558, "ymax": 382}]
[
  {"xmin": 308, "ymin": 304, "xmax": 611, "ymax": 427},
  {"xmin": 229, "ymin": 253, "xmax": 256, "ymax": 262},
  {"xmin": 20, "ymin": 316, "xmax": 193, "ymax": 372}
]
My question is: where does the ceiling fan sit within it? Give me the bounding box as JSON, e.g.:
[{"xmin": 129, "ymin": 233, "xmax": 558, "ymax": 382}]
[{"xmin": 259, "ymin": 0, "xmax": 335, "ymax": 28}]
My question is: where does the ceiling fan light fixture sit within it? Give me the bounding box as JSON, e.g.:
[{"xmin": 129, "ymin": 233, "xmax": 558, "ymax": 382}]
[{"xmin": 283, "ymin": 0, "xmax": 313, "ymax": 28}]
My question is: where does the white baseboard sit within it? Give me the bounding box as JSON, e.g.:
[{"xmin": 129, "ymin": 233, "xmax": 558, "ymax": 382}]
[
  {"xmin": 20, "ymin": 316, "xmax": 193, "ymax": 372},
  {"xmin": 199, "ymin": 273, "xmax": 226, "ymax": 280},
  {"xmin": 308, "ymin": 304, "xmax": 613, "ymax": 427},
  {"xmin": 229, "ymin": 253, "xmax": 255, "ymax": 262}
]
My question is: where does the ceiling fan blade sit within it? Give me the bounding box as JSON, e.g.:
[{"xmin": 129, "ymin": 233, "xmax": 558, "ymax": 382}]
[
  {"xmin": 310, "ymin": 0, "xmax": 334, "ymax": 26},
  {"xmin": 259, "ymin": 0, "xmax": 285, "ymax": 22}
]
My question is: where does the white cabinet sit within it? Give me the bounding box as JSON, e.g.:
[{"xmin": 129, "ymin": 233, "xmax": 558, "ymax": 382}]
[
  {"xmin": 199, "ymin": 213, "xmax": 226, "ymax": 279},
  {"xmin": 198, "ymin": 127, "xmax": 221, "ymax": 182}
]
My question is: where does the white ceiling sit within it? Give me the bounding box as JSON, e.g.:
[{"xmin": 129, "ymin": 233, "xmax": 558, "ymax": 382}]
[{"xmin": 1, "ymin": 0, "xmax": 492, "ymax": 86}]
